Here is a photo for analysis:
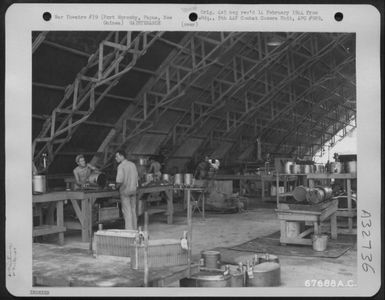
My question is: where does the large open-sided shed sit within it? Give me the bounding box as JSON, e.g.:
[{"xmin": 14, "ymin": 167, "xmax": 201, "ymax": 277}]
[{"xmin": 32, "ymin": 31, "xmax": 356, "ymax": 175}]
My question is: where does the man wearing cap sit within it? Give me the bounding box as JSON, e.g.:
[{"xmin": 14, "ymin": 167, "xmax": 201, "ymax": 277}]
[
  {"xmin": 73, "ymin": 154, "xmax": 99, "ymax": 189},
  {"xmin": 115, "ymin": 150, "xmax": 139, "ymax": 230}
]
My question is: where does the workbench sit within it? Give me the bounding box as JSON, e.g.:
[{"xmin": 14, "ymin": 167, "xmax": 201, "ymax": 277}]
[
  {"xmin": 32, "ymin": 184, "xmax": 174, "ymax": 243},
  {"xmin": 307, "ymin": 173, "xmax": 357, "ymax": 233},
  {"xmin": 275, "ymin": 199, "xmax": 338, "ymax": 246},
  {"xmin": 33, "ymin": 243, "xmax": 199, "ymax": 287}
]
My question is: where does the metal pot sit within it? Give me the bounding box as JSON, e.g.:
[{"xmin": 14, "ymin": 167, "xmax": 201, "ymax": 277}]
[
  {"xmin": 184, "ymin": 173, "xmax": 194, "ymax": 187},
  {"xmin": 247, "ymin": 262, "xmax": 281, "ymax": 287},
  {"xmin": 315, "ymin": 164, "xmax": 325, "ymax": 173},
  {"xmin": 88, "ymin": 173, "xmax": 107, "ymax": 187},
  {"xmin": 331, "ymin": 162, "xmax": 343, "ymax": 173},
  {"xmin": 33, "ymin": 175, "xmax": 46, "ymax": 194},
  {"xmin": 174, "ymin": 173, "xmax": 183, "ymax": 186},
  {"xmin": 304, "ymin": 165, "xmax": 312, "ymax": 174}
]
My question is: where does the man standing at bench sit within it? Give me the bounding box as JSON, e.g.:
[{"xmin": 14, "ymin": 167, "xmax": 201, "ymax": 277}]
[{"xmin": 115, "ymin": 149, "xmax": 139, "ymax": 230}]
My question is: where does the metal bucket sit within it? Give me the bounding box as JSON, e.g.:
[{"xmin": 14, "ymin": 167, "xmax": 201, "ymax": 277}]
[
  {"xmin": 180, "ymin": 270, "xmax": 231, "ymax": 287},
  {"xmin": 303, "ymin": 165, "xmax": 312, "ymax": 174},
  {"xmin": 88, "ymin": 173, "xmax": 107, "ymax": 187},
  {"xmin": 33, "ymin": 175, "xmax": 46, "ymax": 194},
  {"xmin": 247, "ymin": 262, "xmax": 281, "ymax": 287},
  {"xmin": 284, "ymin": 161, "xmax": 293, "ymax": 174},
  {"xmin": 174, "ymin": 173, "xmax": 183, "ymax": 186},
  {"xmin": 201, "ymin": 250, "xmax": 221, "ymax": 269},
  {"xmin": 292, "ymin": 185, "xmax": 309, "ymax": 202},
  {"xmin": 312, "ymin": 234, "xmax": 329, "ymax": 251},
  {"xmin": 345, "ymin": 161, "xmax": 357, "ymax": 174},
  {"xmin": 184, "ymin": 173, "xmax": 193, "ymax": 186}
]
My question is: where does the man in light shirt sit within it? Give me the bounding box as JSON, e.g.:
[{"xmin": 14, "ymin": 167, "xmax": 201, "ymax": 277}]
[{"xmin": 115, "ymin": 150, "xmax": 139, "ymax": 230}]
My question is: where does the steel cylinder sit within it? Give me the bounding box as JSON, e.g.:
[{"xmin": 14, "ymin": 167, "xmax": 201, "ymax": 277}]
[
  {"xmin": 88, "ymin": 173, "xmax": 107, "ymax": 187},
  {"xmin": 184, "ymin": 173, "xmax": 193, "ymax": 186}
]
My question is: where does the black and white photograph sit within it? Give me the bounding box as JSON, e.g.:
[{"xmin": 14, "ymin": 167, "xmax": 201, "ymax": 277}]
[{"xmin": 5, "ymin": 3, "xmax": 381, "ymax": 297}]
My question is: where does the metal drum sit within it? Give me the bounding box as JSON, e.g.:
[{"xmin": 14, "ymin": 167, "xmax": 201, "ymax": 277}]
[
  {"xmin": 174, "ymin": 173, "xmax": 183, "ymax": 186},
  {"xmin": 184, "ymin": 173, "xmax": 194, "ymax": 187},
  {"xmin": 292, "ymin": 185, "xmax": 309, "ymax": 202},
  {"xmin": 292, "ymin": 163, "xmax": 301, "ymax": 174},
  {"xmin": 88, "ymin": 173, "xmax": 107, "ymax": 187},
  {"xmin": 201, "ymin": 250, "xmax": 221, "ymax": 269},
  {"xmin": 32, "ymin": 175, "xmax": 46, "ymax": 194},
  {"xmin": 247, "ymin": 262, "xmax": 281, "ymax": 287},
  {"xmin": 345, "ymin": 161, "xmax": 357, "ymax": 174},
  {"xmin": 284, "ymin": 161, "xmax": 294, "ymax": 174},
  {"xmin": 180, "ymin": 270, "xmax": 231, "ymax": 287},
  {"xmin": 304, "ymin": 165, "xmax": 312, "ymax": 174}
]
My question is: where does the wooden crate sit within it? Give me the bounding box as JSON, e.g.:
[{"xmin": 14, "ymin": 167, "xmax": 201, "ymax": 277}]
[
  {"xmin": 130, "ymin": 239, "xmax": 188, "ymax": 270},
  {"xmin": 94, "ymin": 229, "xmax": 138, "ymax": 257}
]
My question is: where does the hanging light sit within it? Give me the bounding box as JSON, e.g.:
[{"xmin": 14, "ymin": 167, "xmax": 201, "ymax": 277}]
[{"xmin": 267, "ymin": 34, "xmax": 284, "ymax": 47}]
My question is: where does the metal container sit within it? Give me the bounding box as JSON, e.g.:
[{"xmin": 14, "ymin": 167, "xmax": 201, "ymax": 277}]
[
  {"xmin": 201, "ymin": 250, "xmax": 221, "ymax": 269},
  {"xmin": 174, "ymin": 173, "xmax": 183, "ymax": 186},
  {"xmin": 256, "ymin": 253, "xmax": 280, "ymax": 264},
  {"xmin": 312, "ymin": 234, "xmax": 329, "ymax": 252},
  {"xmin": 184, "ymin": 173, "xmax": 193, "ymax": 187},
  {"xmin": 161, "ymin": 173, "xmax": 171, "ymax": 182},
  {"xmin": 88, "ymin": 173, "xmax": 107, "ymax": 187},
  {"xmin": 306, "ymin": 186, "xmax": 333, "ymax": 204},
  {"xmin": 292, "ymin": 185, "xmax": 309, "ymax": 202},
  {"xmin": 303, "ymin": 164, "xmax": 313, "ymax": 174},
  {"xmin": 247, "ymin": 262, "xmax": 281, "ymax": 287},
  {"xmin": 284, "ymin": 161, "xmax": 294, "ymax": 174},
  {"xmin": 145, "ymin": 173, "xmax": 154, "ymax": 183},
  {"xmin": 32, "ymin": 175, "xmax": 46, "ymax": 194},
  {"xmin": 330, "ymin": 162, "xmax": 343, "ymax": 173},
  {"xmin": 138, "ymin": 158, "xmax": 148, "ymax": 166},
  {"xmin": 229, "ymin": 265, "xmax": 245, "ymax": 287},
  {"xmin": 345, "ymin": 161, "xmax": 357, "ymax": 174},
  {"xmin": 315, "ymin": 164, "xmax": 325, "ymax": 173},
  {"xmin": 180, "ymin": 270, "xmax": 231, "ymax": 287}
]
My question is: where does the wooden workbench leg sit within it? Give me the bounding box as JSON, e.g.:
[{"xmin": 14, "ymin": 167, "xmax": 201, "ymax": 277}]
[
  {"xmin": 166, "ymin": 189, "xmax": 174, "ymax": 225},
  {"xmin": 347, "ymin": 179, "xmax": 353, "ymax": 233},
  {"xmin": 261, "ymin": 179, "xmax": 265, "ymax": 202},
  {"xmin": 47, "ymin": 203, "xmax": 55, "ymax": 225},
  {"xmin": 81, "ymin": 199, "xmax": 90, "ymax": 242},
  {"xmin": 280, "ymin": 220, "xmax": 287, "ymax": 245},
  {"xmin": 202, "ymin": 192, "xmax": 205, "ymax": 221},
  {"xmin": 330, "ymin": 213, "xmax": 337, "ymax": 240},
  {"xmin": 313, "ymin": 221, "xmax": 319, "ymax": 235},
  {"xmin": 183, "ymin": 189, "xmax": 187, "ymax": 210},
  {"xmin": 56, "ymin": 201, "xmax": 64, "ymax": 245}
]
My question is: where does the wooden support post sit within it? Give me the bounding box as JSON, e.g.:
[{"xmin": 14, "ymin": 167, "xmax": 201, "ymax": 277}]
[
  {"xmin": 143, "ymin": 212, "xmax": 149, "ymax": 287},
  {"xmin": 187, "ymin": 188, "xmax": 192, "ymax": 278},
  {"xmin": 57, "ymin": 201, "xmax": 64, "ymax": 245},
  {"xmin": 81, "ymin": 199, "xmax": 89, "ymax": 242},
  {"xmin": 347, "ymin": 178, "xmax": 353, "ymax": 232},
  {"xmin": 166, "ymin": 188, "xmax": 174, "ymax": 224},
  {"xmin": 330, "ymin": 213, "xmax": 337, "ymax": 239}
]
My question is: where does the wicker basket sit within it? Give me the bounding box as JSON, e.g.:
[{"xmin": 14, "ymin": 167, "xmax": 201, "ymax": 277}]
[
  {"xmin": 130, "ymin": 239, "xmax": 188, "ymax": 269},
  {"xmin": 94, "ymin": 229, "xmax": 138, "ymax": 257}
]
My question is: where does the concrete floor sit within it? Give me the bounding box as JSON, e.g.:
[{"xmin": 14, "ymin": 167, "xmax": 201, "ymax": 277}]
[{"xmin": 53, "ymin": 200, "xmax": 357, "ymax": 288}]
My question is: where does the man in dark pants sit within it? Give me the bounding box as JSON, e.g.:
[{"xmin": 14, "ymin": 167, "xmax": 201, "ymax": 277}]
[{"xmin": 115, "ymin": 150, "xmax": 139, "ymax": 230}]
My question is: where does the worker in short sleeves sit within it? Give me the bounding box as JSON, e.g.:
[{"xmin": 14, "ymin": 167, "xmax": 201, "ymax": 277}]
[
  {"xmin": 115, "ymin": 150, "xmax": 139, "ymax": 230},
  {"xmin": 73, "ymin": 154, "xmax": 99, "ymax": 189}
]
